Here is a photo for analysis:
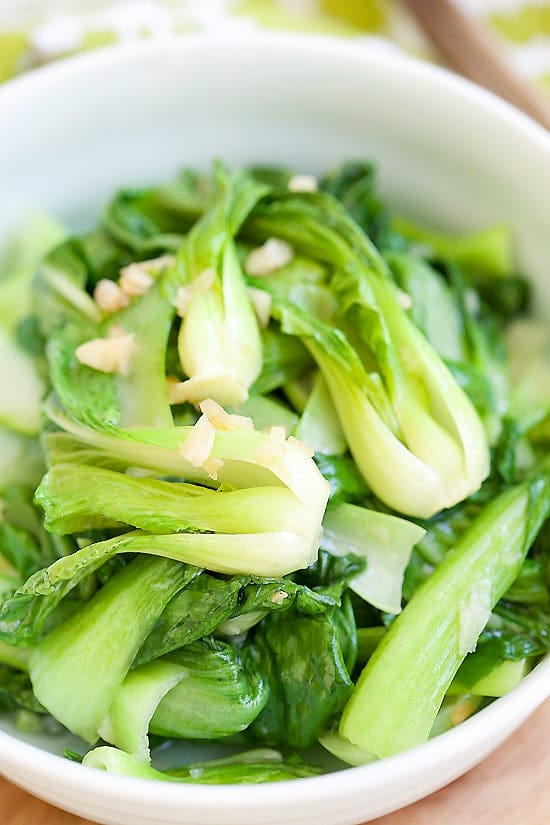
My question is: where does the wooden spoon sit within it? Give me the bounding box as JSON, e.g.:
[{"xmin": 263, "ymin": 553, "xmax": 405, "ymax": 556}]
[{"xmin": 403, "ymin": 0, "xmax": 550, "ymax": 129}]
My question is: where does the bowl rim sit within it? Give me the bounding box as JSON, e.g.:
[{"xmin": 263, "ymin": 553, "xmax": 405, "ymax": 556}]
[
  {"xmin": 0, "ymin": 30, "xmax": 549, "ymax": 809},
  {"xmin": 2, "ymin": 658, "xmax": 549, "ymax": 807},
  {"xmin": 1, "ymin": 29, "xmax": 549, "ymax": 149}
]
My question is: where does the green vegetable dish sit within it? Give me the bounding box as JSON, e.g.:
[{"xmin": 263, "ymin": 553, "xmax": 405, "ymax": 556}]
[{"xmin": 0, "ymin": 161, "xmax": 548, "ymax": 783}]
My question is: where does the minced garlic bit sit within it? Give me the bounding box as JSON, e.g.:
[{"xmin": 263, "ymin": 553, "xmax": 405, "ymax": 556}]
[
  {"xmin": 254, "ymin": 425, "xmax": 287, "ymax": 466},
  {"xmin": 75, "ymin": 330, "xmax": 136, "ymax": 376},
  {"xmin": 119, "ymin": 254, "xmax": 175, "ymax": 297},
  {"xmin": 202, "ymin": 456, "xmax": 224, "ymax": 481},
  {"xmin": 247, "ymin": 287, "xmax": 272, "ymax": 329},
  {"xmin": 288, "ymin": 174, "xmax": 318, "ymax": 193},
  {"xmin": 396, "ymin": 288, "xmax": 413, "ymax": 310},
  {"xmin": 269, "ymin": 590, "xmax": 289, "ymax": 605},
  {"xmin": 244, "ymin": 238, "xmax": 293, "ymax": 277},
  {"xmin": 93, "ymin": 279, "xmax": 130, "ymax": 313},
  {"xmin": 178, "ymin": 414, "xmax": 216, "ymax": 468},
  {"xmin": 119, "ymin": 265, "xmax": 154, "ymax": 297},
  {"xmin": 173, "ymin": 268, "xmax": 216, "ymax": 318},
  {"xmin": 199, "ymin": 398, "xmax": 253, "ymax": 432}
]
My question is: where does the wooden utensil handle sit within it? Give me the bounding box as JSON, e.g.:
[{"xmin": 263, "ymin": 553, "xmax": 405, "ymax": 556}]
[{"xmin": 403, "ymin": 0, "xmax": 550, "ymax": 129}]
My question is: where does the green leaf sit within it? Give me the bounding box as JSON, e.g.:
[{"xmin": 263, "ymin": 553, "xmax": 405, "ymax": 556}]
[
  {"xmin": 251, "ymin": 326, "xmax": 313, "ymax": 395},
  {"xmin": 150, "ymin": 638, "xmax": 268, "ymax": 739},
  {"xmin": 249, "ymin": 189, "xmax": 489, "ymax": 516},
  {"xmin": 248, "ymin": 606, "xmax": 354, "ymax": 748},
  {"xmin": 391, "ymin": 217, "xmax": 514, "ymax": 279},
  {"xmin": 320, "ymin": 160, "xmax": 402, "ymax": 250},
  {"xmin": 313, "ymin": 453, "xmax": 369, "ymax": 508}
]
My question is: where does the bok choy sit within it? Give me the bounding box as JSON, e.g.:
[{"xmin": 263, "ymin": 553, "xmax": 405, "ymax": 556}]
[{"xmin": 0, "ymin": 159, "xmax": 547, "ymax": 784}]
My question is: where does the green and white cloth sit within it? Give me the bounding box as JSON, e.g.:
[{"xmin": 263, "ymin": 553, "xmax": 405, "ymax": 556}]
[{"xmin": 0, "ymin": 0, "xmax": 549, "ymax": 91}]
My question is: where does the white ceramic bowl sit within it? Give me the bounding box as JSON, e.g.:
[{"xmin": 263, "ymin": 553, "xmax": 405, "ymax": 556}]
[{"xmin": 0, "ymin": 33, "xmax": 549, "ymax": 825}]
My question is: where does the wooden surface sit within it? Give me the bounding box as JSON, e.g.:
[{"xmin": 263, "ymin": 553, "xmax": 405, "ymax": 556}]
[{"xmin": 1, "ymin": 699, "xmax": 549, "ymax": 825}]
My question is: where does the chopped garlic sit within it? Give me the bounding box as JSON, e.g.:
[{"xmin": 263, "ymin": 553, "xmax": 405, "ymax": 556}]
[
  {"xmin": 173, "ymin": 268, "xmax": 216, "ymax": 318},
  {"xmin": 244, "ymin": 238, "xmax": 293, "ymax": 277},
  {"xmin": 269, "ymin": 590, "xmax": 289, "ymax": 605},
  {"xmin": 396, "ymin": 289, "xmax": 413, "ymax": 310},
  {"xmin": 254, "ymin": 425, "xmax": 287, "ymax": 466},
  {"xmin": 119, "ymin": 254, "xmax": 174, "ymax": 297},
  {"xmin": 288, "ymin": 174, "xmax": 318, "ymax": 193},
  {"xmin": 199, "ymin": 398, "xmax": 253, "ymax": 432},
  {"xmin": 247, "ymin": 287, "xmax": 272, "ymax": 329},
  {"xmin": 93, "ymin": 279, "xmax": 130, "ymax": 313},
  {"xmin": 202, "ymin": 456, "xmax": 224, "ymax": 481},
  {"xmin": 178, "ymin": 414, "xmax": 216, "ymax": 468},
  {"xmin": 75, "ymin": 330, "xmax": 136, "ymax": 376},
  {"xmin": 119, "ymin": 265, "xmax": 154, "ymax": 297}
]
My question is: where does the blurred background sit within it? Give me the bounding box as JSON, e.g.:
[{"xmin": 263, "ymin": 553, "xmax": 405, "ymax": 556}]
[{"xmin": 0, "ymin": 0, "xmax": 549, "ymax": 96}]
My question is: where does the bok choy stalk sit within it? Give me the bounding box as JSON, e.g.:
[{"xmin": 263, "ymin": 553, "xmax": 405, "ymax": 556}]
[
  {"xmin": 293, "ymin": 372, "xmax": 347, "ymax": 456},
  {"xmin": 82, "ymin": 746, "xmax": 322, "ymax": 783},
  {"xmin": 98, "ymin": 659, "xmax": 185, "ymax": 762},
  {"xmin": 339, "ymin": 474, "xmax": 550, "ymax": 758},
  {"xmin": 35, "ymin": 464, "xmax": 308, "ymax": 541},
  {"xmin": 174, "ymin": 166, "xmax": 269, "ymax": 406},
  {"xmin": 250, "ymin": 191, "xmax": 489, "ymax": 517},
  {"xmin": 99, "ymin": 640, "xmax": 267, "ymax": 760},
  {"xmin": 28, "ymin": 556, "xmax": 194, "ymax": 743},
  {"xmin": 41, "ymin": 399, "xmax": 330, "ymax": 560}
]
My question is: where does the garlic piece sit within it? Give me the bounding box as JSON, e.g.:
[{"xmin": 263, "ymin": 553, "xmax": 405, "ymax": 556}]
[
  {"xmin": 199, "ymin": 398, "xmax": 253, "ymax": 432},
  {"xmin": 288, "ymin": 174, "xmax": 318, "ymax": 193},
  {"xmin": 178, "ymin": 414, "xmax": 216, "ymax": 468},
  {"xmin": 75, "ymin": 330, "xmax": 136, "ymax": 375},
  {"xmin": 93, "ymin": 279, "xmax": 130, "ymax": 313},
  {"xmin": 244, "ymin": 238, "xmax": 293, "ymax": 277}
]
